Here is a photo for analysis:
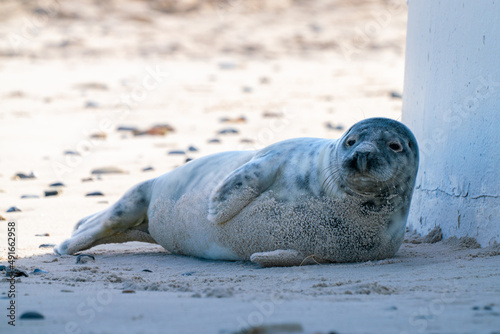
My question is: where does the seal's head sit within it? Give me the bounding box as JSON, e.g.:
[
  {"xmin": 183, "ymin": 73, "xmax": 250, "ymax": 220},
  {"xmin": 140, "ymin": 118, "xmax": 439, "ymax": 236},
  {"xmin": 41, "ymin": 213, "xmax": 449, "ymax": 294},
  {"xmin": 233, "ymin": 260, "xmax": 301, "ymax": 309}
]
[{"xmin": 333, "ymin": 118, "xmax": 419, "ymax": 198}]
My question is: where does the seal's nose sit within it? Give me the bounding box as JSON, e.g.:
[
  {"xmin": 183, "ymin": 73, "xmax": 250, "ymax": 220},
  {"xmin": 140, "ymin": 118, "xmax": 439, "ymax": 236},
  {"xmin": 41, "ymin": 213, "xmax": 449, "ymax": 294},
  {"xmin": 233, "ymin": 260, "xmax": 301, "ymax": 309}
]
[{"xmin": 349, "ymin": 151, "xmax": 372, "ymax": 173}]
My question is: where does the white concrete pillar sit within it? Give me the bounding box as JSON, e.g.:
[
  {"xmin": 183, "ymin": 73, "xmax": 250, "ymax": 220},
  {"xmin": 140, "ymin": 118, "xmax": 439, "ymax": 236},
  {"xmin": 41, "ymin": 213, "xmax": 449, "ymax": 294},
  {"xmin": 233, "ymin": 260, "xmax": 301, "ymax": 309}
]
[{"xmin": 402, "ymin": 0, "xmax": 500, "ymax": 246}]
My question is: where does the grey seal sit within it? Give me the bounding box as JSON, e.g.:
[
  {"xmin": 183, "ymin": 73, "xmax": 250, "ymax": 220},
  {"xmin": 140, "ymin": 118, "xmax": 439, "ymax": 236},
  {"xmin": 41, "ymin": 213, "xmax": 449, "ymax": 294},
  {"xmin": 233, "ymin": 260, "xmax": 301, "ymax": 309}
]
[{"xmin": 55, "ymin": 117, "xmax": 419, "ymax": 267}]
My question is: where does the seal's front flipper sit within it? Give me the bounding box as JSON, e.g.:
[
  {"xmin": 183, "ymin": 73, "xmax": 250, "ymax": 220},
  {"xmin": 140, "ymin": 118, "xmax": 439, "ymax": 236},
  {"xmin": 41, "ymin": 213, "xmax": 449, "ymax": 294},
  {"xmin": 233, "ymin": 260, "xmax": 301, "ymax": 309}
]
[
  {"xmin": 250, "ymin": 250, "xmax": 318, "ymax": 267},
  {"xmin": 207, "ymin": 155, "xmax": 280, "ymax": 224}
]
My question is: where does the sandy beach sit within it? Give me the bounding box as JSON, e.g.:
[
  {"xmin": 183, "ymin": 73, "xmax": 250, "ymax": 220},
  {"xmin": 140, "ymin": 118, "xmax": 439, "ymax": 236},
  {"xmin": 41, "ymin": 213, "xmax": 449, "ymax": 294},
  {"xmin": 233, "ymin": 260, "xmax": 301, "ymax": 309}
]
[{"xmin": 0, "ymin": 1, "xmax": 499, "ymax": 333}]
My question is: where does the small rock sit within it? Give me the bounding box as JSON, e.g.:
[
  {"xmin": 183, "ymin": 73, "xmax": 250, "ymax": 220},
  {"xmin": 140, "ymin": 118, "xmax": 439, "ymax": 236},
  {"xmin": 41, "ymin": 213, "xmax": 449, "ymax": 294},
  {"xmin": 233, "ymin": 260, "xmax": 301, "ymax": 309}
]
[
  {"xmin": 6, "ymin": 207, "xmax": 21, "ymax": 213},
  {"xmin": 49, "ymin": 182, "xmax": 66, "ymax": 187},
  {"xmin": 262, "ymin": 111, "xmax": 283, "ymax": 118},
  {"xmin": 13, "ymin": 172, "xmax": 36, "ymax": 180},
  {"xmin": 81, "ymin": 177, "xmax": 94, "ymax": 182},
  {"xmin": 39, "ymin": 244, "xmax": 56, "ymax": 249},
  {"xmin": 35, "ymin": 233, "xmax": 50, "ymax": 237},
  {"xmin": 134, "ymin": 124, "xmax": 175, "ymax": 136},
  {"xmin": 168, "ymin": 150, "xmax": 186, "ymax": 155},
  {"xmin": 219, "ymin": 116, "xmax": 246, "ymax": 124},
  {"xmin": 4, "ymin": 268, "xmax": 28, "ymax": 277},
  {"xmin": 85, "ymin": 101, "xmax": 99, "ymax": 108},
  {"xmin": 61, "ymin": 289, "xmax": 73, "ymax": 293},
  {"xmin": 74, "ymin": 82, "xmax": 108, "ymax": 91},
  {"xmin": 422, "ymin": 226, "xmax": 442, "ymax": 243},
  {"xmin": 91, "ymin": 167, "xmax": 127, "ymax": 175},
  {"xmin": 259, "ymin": 77, "xmax": 270, "ymax": 84},
  {"xmin": 122, "ymin": 290, "xmax": 136, "ymax": 294},
  {"xmin": 0, "ymin": 215, "xmax": 6, "ymax": 221},
  {"xmin": 31, "ymin": 269, "xmax": 49, "ymax": 275},
  {"xmin": 76, "ymin": 254, "xmax": 95, "ymax": 264},
  {"xmin": 85, "ymin": 191, "xmax": 104, "ymax": 197},
  {"xmin": 218, "ymin": 62, "xmax": 237, "ymax": 70},
  {"xmin": 21, "ymin": 195, "xmax": 40, "ymax": 199},
  {"xmin": 207, "ymin": 138, "xmax": 221, "ymax": 144},
  {"xmin": 64, "ymin": 150, "xmax": 80, "ymax": 156},
  {"xmin": 325, "ymin": 122, "xmax": 344, "ymax": 131},
  {"xmin": 181, "ymin": 271, "xmax": 196, "ymax": 276},
  {"xmin": 242, "ymin": 86, "xmax": 253, "ymax": 93},
  {"xmin": 234, "ymin": 323, "xmax": 303, "ymax": 334},
  {"xmin": 390, "ymin": 91, "xmax": 403, "ymax": 99},
  {"xmin": 20, "ymin": 311, "xmax": 44, "ymax": 320},
  {"xmin": 218, "ymin": 128, "xmax": 239, "ymax": 135},
  {"xmin": 240, "ymin": 138, "xmax": 254, "ymax": 144},
  {"xmin": 188, "ymin": 145, "xmax": 199, "ymax": 152},
  {"xmin": 142, "ymin": 166, "xmax": 155, "ymax": 172},
  {"xmin": 142, "ymin": 269, "xmax": 152, "ymax": 273},
  {"xmin": 185, "ymin": 158, "xmax": 193, "ymax": 163},
  {"xmin": 44, "ymin": 190, "xmax": 61, "ymax": 197},
  {"xmin": 117, "ymin": 126, "xmax": 139, "ymax": 132},
  {"xmin": 90, "ymin": 132, "xmax": 107, "ymax": 140}
]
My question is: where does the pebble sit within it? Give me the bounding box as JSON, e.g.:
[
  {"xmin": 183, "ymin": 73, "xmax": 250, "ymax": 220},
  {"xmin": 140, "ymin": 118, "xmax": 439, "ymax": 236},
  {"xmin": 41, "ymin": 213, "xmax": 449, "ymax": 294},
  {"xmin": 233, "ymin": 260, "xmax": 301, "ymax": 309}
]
[
  {"xmin": 142, "ymin": 166, "xmax": 155, "ymax": 172},
  {"xmin": 220, "ymin": 116, "xmax": 247, "ymax": 124},
  {"xmin": 185, "ymin": 158, "xmax": 193, "ymax": 163},
  {"xmin": 19, "ymin": 311, "xmax": 44, "ymax": 320},
  {"xmin": 85, "ymin": 101, "xmax": 100, "ymax": 108},
  {"xmin": 31, "ymin": 269, "xmax": 49, "ymax": 275},
  {"xmin": 35, "ymin": 233, "xmax": 50, "ymax": 237},
  {"xmin": 44, "ymin": 189, "xmax": 61, "ymax": 197},
  {"xmin": 142, "ymin": 269, "xmax": 152, "ymax": 272},
  {"xmin": 39, "ymin": 244, "xmax": 56, "ymax": 249},
  {"xmin": 240, "ymin": 138, "xmax": 254, "ymax": 144},
  {"xmin": 6, "ymin": 207, "xmax": 21, "ymax": 212},
  {"xmin": 0, "ymin": 215, "xmax": 6, "ymax": 221},
  {"xmin": 49, "ymin": 182, "xmax": 66, "ymax": 187},
  {"xmin": 117, "ymin": 126, "xmax": 139, "ymax": 132},
  {"xmin": 218, "ymin": 128, "xmax": 239, "ymax": 135},
  {"xmin": 168, "ymin": 150, "xmax": 186, "ymax": 155},
  {"xmin": 390, "ymin": 91, "xmax": 403, "ymax": 99},
  {"xmin": 207, "ymin": 138, "xmax": 221, "ymax": 144},
  {"xmin": 4, "ymin": 268, "xmax": 28, "ymax": 277},
  {"xmin": 218, "ymin": 61, "xmax": 237, "ymax": 70},
  {"xmin": 85, "ymin": 191, "xmax": 104, "ymax": 197},
  {"xmin": 81, "ymin": 177, "xmax": 94, "ymax": 182},
  {"xmin": 122, "ymin": 290, "xmax": 136, "ymax": 294},
  {"xmin": 188, "ymin": 145, "xmax": 199, "ymax": 152},
  {"xmin": 325, "ymin": 122, "xmax": 344, "ymax": 131},
  {"xmin": 90, "ymin": 132, "xmax": 107, "ymax": 139},
  {"xmin": 13, "ymin": 171, "xmax": 36, "ymax": 180},
  {"xmin": 21, "ymin": 195, "xmax": 40, "ymax": 199},
  {"xmin": 234, "ymin": 323, "xmax": 303, "ymax": 334},
  {"xmin": 134, "ymin": 124, "xmax": 175, "ymax": 136},
  {"xmin": 181, "ymin": 271, "xmax": 196, "ymax": 276},
  {"xmin": 262, "ymin": 111, "xmax": 283, "ymax": 118},
  {"xmin": 64, "ymin": 150, "xmax": 80, "ymax": 156},
  {"xmin": 91, "ymin": 166, "xmax": 127, "ymax": 175},
  {"xmin": 76, "ymin": 254, "xmax": 95, "ymax": 264},
  {"xmin": 259, "ymin": 76, "xmax": 270, "ymax": 84}
]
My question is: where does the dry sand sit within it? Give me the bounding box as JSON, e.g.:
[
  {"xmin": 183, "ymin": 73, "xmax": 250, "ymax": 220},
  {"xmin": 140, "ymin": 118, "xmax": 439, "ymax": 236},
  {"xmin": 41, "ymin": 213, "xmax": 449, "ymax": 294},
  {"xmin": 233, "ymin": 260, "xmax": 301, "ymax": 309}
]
[{"xmin": 0, "ymin": 1, "xmax": 499, "ymax": 333}]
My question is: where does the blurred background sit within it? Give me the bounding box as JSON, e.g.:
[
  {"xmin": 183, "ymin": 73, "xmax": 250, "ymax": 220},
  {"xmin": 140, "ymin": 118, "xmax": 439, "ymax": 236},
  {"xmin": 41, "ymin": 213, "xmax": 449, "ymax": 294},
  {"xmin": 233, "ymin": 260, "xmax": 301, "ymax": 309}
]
[{"xmin": 0, "ymin": 0, "xmax": 408, "ymax": 237}]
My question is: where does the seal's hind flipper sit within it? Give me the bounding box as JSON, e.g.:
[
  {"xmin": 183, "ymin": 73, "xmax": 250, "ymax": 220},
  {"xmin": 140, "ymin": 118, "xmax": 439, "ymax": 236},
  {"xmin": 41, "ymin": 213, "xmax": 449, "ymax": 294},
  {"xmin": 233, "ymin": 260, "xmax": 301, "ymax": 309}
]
[
  {"xmin": 207, "ymin": 156, "xmax": 279, "ymax": 224},
  {"xmin": 55, "ymin": 179, "xmax": 156, "ymax": 255},
  {"xmin": 250, "ymin": 250, "xmax": 318, "ymax": 267}
]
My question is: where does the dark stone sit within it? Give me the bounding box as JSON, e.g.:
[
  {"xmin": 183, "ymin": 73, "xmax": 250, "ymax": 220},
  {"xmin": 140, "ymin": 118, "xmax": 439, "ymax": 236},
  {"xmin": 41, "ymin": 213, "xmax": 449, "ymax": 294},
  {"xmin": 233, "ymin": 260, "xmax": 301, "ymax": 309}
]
[{"xmin": 20, "ymin": 311, "xmax": 44, "ymax": 320}]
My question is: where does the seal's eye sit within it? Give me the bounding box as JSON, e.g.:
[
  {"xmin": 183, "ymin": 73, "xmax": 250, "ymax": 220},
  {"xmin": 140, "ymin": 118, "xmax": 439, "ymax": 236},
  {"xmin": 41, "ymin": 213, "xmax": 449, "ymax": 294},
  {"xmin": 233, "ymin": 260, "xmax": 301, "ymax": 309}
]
[
  {"xmin": 389, "ymin": 142, "xmax": 403, "ymax": 152},
  {"xmin": 346, "ymin": 138, "xmax": 356, "ymax": 147}
]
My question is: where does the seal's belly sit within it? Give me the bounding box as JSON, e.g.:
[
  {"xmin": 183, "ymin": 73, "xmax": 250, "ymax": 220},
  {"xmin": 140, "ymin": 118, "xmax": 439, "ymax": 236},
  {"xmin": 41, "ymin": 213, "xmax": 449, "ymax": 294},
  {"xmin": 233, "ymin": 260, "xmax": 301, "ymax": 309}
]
[{"xmin": 149, "ymin": 188, "xmax": 405, "ymax": 262}]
